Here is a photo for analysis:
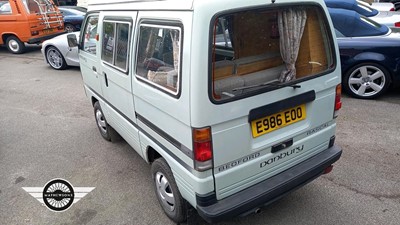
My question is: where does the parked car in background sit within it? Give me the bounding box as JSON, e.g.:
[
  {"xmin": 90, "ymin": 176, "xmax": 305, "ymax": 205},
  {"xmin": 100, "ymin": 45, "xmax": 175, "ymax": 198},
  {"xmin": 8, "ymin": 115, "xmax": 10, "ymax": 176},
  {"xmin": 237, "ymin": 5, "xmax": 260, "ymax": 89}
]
[
  {"xmin": 0, "ymin": 0, "xmax": 64, "ymax": 54},
  {"xmin": 60, "ymin": 5, "xmax": 87, "ymax": 13},
  {"xmin": 325, "ymin": 0, "xmax": 400, "ymax": 28},
  {"xmin": 371, "ymin": 2, "xmax": 395, "ymax": 11},
  {"xmin": 58, "ymin": 6, "xmax": 85, "ymax": 32},
  {"xmin": 375, "ymin": 0, "xmax": 400, "ymax": 11},
  {"xmin": 329, "ymin": 8, "xmax": 400, "ymax": 99},
  {"xmin": 41, "ymin": 31, "xmax": 80, "ymax": 70}
]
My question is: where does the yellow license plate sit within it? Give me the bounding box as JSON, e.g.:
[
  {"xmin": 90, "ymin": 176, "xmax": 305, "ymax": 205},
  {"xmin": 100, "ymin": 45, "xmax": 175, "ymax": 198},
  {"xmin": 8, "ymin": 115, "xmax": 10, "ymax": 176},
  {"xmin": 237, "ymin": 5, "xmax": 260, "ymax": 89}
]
[
  {"xmin": 43, "ymin": 29, "xmax": 54, "ymax": 34},
  {"xmin": 251, "ymin": 104, "xmax": 306, "ymax": 138}
]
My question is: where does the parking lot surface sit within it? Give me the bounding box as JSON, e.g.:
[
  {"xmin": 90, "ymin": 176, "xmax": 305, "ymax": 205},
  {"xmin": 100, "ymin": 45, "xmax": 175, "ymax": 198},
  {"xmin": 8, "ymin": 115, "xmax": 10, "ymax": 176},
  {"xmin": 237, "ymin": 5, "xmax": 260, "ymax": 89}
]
[{"xmin": 1, "ymin": 46, "xmax": 400, "ymax": 225}]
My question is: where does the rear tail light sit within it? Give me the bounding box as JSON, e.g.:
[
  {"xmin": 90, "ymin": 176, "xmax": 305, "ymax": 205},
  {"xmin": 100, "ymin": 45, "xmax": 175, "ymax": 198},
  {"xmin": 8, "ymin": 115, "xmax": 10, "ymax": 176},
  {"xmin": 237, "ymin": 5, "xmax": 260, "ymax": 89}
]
[
  {"xmin": 334, "ymin": 84, "xmax": 342, "ymax": 118},
  {"xmin": 390, "ymin": 7, "xmax": 395, "ymax": 11},
  {"xmin": 395, "ymin": 22, "xmax": 400, "ymax": 27},
  {"xmin": 31, "ymin": 31, "xmax": 39, "ymax": 36},
  {"xmin": 193, "ymin": 127, "xmax": 213, "ymax": 171},
  {"xmin": 323, "ymin": 165, "xmax": 334, "ymax": 174}
]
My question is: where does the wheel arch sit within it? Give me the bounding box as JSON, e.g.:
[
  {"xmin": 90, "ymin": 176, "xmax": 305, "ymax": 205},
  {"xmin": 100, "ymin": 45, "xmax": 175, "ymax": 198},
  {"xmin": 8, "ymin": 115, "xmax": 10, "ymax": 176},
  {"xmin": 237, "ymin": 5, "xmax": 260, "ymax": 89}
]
[
  {"xmin": 43, "ymin": 44, "xmax": 56, "ymax": 63},
  {"xmin": 1, "ymin": 33, "xmax": 18, "ymax": 44},
  {"xmin": 147, "ymin": 146, "xmax": 162, "ymax": 164},
  {"xmin": 91, "ymin": 96, "xmax": 98, "ymax": 106}
]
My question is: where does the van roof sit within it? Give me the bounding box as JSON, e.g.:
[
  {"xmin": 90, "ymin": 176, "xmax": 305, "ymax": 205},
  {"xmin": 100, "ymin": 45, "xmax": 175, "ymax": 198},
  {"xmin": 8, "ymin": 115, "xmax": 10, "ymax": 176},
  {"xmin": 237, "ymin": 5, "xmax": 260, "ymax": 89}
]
[
  {"xmin": 87, "ymin": 0, "xmax": 328, "ymax": 12},
  {"xmin": 88, "ymin": 0, "xmax": 194, "ymax": 10}
]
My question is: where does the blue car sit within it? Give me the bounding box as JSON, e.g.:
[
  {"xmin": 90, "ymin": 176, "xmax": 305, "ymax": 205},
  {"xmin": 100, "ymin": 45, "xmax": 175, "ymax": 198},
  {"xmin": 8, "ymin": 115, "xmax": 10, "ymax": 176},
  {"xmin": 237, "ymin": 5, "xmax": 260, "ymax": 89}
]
[
  {"xmin": 325, "ymin": 0, "xmax": 379, "ymax": 16},
  {"xmin": 58, "ymin": 6, "xmax": 85, "ymax": 32},
  {"xmin": 329, "ymin": 8, "xmax": 400, "ymax": 99},
  {"xmin": 325, "ymin": 0, "xmax": 400, "ymax": 28}
]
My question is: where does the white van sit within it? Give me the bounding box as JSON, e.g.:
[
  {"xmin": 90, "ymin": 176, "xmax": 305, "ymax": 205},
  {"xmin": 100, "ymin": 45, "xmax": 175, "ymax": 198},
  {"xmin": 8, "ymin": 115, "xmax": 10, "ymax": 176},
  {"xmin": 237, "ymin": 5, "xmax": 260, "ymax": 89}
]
[{"xmin": 69, "ymin": 0, "xmax": 343, "ymax": 223}]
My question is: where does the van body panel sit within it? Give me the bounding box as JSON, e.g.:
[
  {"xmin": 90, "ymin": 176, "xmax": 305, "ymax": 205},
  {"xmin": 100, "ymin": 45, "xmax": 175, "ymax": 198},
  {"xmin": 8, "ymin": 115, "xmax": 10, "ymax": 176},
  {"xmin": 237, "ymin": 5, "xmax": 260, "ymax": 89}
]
[
  {"xmin": 197, "ymin": 145, "xmax": 342, "ymax": 223},
  {"xmin": 80, "ymin": 0, "xmax": 342, "ymax": 222},
  {"xmin": 88, "ymin": 0, "xmax": 194, "ymax": 11},
  {"xmin": 188, "ymin": 0, "xmax": 341, "ymax": 200},
  {"xmin": 136, "ymin": 108, "xmax": 193, "ymax": 167},
  {"xmin": 79, "ymin": 14, "xmax": 103, "ymax": 100},
  {"xmin": 132, "ymin": 10, "xmax": 193, "ymax": 154},
  {"xmin": 138, "ymin": 130, "xmax": 215, "ymax": 207},
  {"xmin": 96, "ymin": 11, "xmax": 142, "ymax": 155}
]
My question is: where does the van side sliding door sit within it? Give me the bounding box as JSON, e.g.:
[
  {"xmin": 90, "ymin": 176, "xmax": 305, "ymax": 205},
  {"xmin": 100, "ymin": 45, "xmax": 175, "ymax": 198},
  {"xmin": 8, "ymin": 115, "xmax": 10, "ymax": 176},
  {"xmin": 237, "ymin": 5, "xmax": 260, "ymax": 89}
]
[{"xmin": 98, "ymin": 12, "xmax": 142, "ymax": 156}]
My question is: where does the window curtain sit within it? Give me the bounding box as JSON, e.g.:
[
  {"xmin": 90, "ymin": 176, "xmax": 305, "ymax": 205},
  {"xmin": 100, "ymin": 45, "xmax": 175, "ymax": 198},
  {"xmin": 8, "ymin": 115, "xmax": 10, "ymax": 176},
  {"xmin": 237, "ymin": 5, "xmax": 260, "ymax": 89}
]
[
  {"xmin": 278, "ymin": 8, "xmax": 307, "ymax": 82},
  {"xmin": 170, "ymin": 30, "xmax": 180, "ymax": 72}
]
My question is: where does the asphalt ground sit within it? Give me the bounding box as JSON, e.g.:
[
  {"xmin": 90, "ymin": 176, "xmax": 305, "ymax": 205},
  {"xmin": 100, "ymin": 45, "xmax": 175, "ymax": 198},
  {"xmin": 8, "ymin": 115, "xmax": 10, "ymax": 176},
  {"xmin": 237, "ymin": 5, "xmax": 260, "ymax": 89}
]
[{"xmin": 0, "ymin": 46, "xmax": 399, "ymax": 225}]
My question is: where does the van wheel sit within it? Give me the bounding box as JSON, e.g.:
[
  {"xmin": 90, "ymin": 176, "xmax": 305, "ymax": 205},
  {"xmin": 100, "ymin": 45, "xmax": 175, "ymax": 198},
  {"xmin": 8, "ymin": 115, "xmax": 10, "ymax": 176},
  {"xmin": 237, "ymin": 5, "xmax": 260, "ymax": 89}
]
[
  {"xmin": 343, "ymin": 63, "xmax": 391, "ymax": 99},
  {"xmin": 6, "ymin": 36, "xmax": 26, "ymax": 54},
  {"xmin": 93, "ymin": 101, "xmax": 119, "ymax": 142},
  {"xmin": 46, "ymin": 46, "xmax": 67, "ymax": 70},
  {"xmin": 151, "ymin": 158, "xmax": 187, "ymax": 223}
]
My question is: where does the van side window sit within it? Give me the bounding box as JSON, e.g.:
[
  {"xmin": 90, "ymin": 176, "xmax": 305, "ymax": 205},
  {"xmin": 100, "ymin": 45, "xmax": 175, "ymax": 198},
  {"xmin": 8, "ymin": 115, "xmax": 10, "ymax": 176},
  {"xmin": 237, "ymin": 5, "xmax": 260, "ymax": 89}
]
[
  {"xmin": 135, "ymin": 24, "xmax": 181, "ymax": 95},
  {"xmin": 101, "ymin": 20, "xmax": 130, "ymax": 72},
  {"xmin": 82, "ymin": 16, "xmax": 98, "ymax": 55},
  {"xmin": 211, "ymin": 5, "xmax": 335, "ymax": 102},
  {"xmin": 0, "ymin": 1, "xmax": 11, "ymax": 14}
]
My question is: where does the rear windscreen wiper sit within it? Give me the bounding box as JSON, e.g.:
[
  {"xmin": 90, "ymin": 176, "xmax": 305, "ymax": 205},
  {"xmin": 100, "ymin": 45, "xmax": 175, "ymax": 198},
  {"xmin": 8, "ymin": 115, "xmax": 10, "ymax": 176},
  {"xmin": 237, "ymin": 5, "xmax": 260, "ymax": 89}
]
[{"xmin": 232, "ymin": 81, "xmax": 301, "ymax": 92}]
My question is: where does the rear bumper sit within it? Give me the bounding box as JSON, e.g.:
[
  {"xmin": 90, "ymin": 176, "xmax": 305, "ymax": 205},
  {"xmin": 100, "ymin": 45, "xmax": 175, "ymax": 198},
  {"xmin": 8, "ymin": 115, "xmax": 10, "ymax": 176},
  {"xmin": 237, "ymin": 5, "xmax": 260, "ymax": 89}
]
[
  {"xmin": 197, "ymin": 145, "xmax": 342, "ymax": 223},
  {"xmin": 28, "ymin": 31, "xmax": 66, "ymax": 44}
]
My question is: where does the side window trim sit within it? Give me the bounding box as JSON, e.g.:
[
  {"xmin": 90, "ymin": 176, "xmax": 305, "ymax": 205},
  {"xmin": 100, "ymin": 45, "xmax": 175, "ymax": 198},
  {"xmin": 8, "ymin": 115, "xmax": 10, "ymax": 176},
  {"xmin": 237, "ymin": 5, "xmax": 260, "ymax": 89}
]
[
  {"xmin": 134, "ymin": 21, "xmax": 183, "ymax": 98},
  {"xmin": 101, "ymin": 18, "xmax": 132, "ymax": 74},
  {"xmin": 80, "ymin": 13, "xmax": 99, "ymax": 55}
]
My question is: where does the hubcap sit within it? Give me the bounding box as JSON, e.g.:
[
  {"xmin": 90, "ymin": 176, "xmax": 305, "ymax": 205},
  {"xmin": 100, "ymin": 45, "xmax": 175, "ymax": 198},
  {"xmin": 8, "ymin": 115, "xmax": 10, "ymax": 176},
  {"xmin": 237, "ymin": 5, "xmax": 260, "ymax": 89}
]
[
  {"xmin": 95, "ymin": 109, "xmax": 107, "ymax": 134},
  {"xmin": 8, "ymin": 40, "xmax": 19, "ymax": 52},
  {"xmin": 348, "ymin": 65, "xmax": 386, "ymax": 97},
  {"xmin": 155, "ymin": 172, "xmax": 175, "ymax": 212},
  {"xmin": 65, "ymin": 26, "xmax": 74, "ymax": 33},
  {"xmin": 47, "ymin": 48, "xmax": 63, "ymax": 69}
]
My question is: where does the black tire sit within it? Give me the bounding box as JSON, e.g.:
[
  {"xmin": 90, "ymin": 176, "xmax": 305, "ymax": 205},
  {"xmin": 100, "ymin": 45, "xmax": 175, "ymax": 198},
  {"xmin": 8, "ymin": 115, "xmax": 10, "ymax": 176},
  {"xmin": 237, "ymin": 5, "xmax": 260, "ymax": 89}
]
[
  {"xmin": 45, "ymin": 46, "xmax": 67, "ymax": 70},
  {"xmin": 64, "ymin": 24, "xmax": 76, "ymax": 32},
  {"xmin": 343, "ymin": 63, "xmax": 391, "ymax": 99},
  {"xmin": 151, "ymin": 158, "xmax": 187, "ymax": 223},
  {"xmin": 93, "ymin": 101, "xmax": 120, "ymax": 142},
  {"xmin": 5, "ymin": 36, "xmax": 26, "ymax": 54}
]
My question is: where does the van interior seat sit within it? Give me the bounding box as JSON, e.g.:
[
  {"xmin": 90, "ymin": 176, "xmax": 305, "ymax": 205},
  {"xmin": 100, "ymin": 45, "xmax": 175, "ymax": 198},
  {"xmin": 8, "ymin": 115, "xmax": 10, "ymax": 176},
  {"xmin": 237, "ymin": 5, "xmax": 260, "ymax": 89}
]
[
  {"xmin": 213, "ymin": 51, "xmax": 285, "ymax": 97},
  {"xmin": 214, "ymin": 64, "xmax": 285, "ymax": 97},
  {"xmin": 234, "ymin": 52, "xmax": 283, "ymax": 76}
]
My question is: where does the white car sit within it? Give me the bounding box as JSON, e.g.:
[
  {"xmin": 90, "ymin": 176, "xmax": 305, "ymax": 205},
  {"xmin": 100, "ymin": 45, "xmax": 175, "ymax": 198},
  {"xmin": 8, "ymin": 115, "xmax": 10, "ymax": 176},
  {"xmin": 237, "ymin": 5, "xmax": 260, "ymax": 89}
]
[
  {"xmin": 41, "ymin": 32, "xmax": 80, "ymax": 70},
  {"xmin": 371, "ymin": 2, "xmax": 395, "ymax": 11}
]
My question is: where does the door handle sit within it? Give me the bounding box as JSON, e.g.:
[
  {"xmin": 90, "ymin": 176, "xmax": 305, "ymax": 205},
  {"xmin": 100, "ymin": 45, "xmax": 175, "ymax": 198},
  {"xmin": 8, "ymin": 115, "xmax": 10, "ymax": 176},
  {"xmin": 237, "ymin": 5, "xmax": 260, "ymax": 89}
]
[
  {"xmin": 92, "ymin": 66, "xmax": 97, "ymax": 72},
  {"xmin": 104, "ymin": 72, "xmax": 108, "ymax": 87}
]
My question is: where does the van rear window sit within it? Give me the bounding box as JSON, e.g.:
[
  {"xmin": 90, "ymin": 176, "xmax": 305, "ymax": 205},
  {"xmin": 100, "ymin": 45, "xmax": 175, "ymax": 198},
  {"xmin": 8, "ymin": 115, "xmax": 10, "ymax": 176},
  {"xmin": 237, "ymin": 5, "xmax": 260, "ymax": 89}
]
[{"xmin": 210, "ymin": 5, "xmax": 335, "ymax": 102}]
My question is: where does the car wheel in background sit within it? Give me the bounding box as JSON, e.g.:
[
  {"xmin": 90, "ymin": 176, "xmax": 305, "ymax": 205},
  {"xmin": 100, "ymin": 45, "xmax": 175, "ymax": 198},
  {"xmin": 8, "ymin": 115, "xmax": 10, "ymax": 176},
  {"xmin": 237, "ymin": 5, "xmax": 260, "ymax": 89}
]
[
  {"xmin": 343, "ymin": 63, "xmax": 391, "ymax": 99},
  {"xmin": 45, "ymin": 46, "xmax": 67, "ymax": 70},
  {"xmin": 65, "ymin": 24, "xmax": 76, "ymax": 32},
  {"xmin": 6, "ymin": 36, "xmax": 26, "ymax": 54}
]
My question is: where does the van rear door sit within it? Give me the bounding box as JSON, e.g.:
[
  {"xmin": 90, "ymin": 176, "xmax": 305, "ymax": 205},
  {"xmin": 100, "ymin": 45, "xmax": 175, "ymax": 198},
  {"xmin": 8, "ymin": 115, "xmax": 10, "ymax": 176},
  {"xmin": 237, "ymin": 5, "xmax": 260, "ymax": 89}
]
[{"xmin": 207, "ymin": 4, "xmax": 340, "ymax": 200}]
